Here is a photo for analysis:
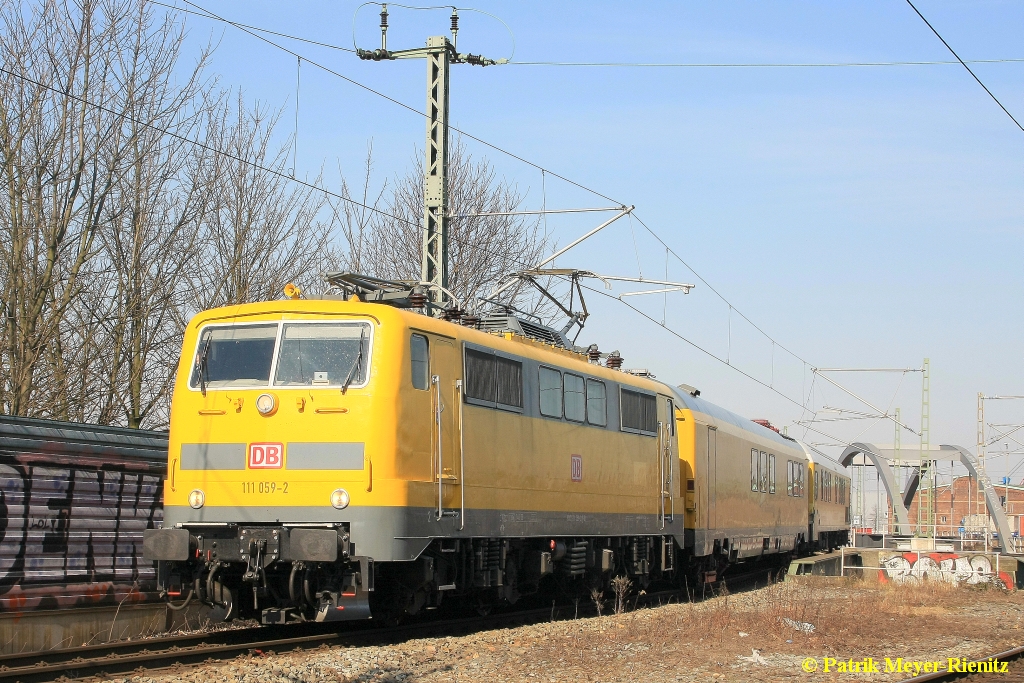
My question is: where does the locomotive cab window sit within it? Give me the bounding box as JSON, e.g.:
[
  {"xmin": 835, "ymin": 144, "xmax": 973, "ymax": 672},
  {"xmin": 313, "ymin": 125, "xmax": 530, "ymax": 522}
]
[
  {"xmin": 190, "ymin": 323, "xmax": 277, "ymax": 389},
  {"xmin": 539, "ymin": 366, "xmax": 562, "ymax": 417},
  {"xmin": 411, "ymin": 334, "xmax": 429, "ymax": 390},
  {"xmin": 274, "ymin": 322, "xmax": 370, "ymax": 387},
  {"xmin": 586, "ymin": 379, "xmax": 607, "ymax": 426},
  {"xmin": 620, "ymin": 388, "xmax": 657, "ymax": 435}
]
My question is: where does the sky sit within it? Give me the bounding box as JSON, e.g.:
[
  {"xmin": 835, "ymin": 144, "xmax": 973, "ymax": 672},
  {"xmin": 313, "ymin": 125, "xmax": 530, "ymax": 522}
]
[{"xmin": 164, "ymin": 1, "xmax": 1024, "ymax": 491}]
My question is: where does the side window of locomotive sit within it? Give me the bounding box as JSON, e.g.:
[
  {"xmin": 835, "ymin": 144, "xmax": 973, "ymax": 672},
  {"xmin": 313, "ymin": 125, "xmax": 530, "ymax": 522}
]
[
  {"xmin": 465, "ymin": 348, "xmax": 496, "ymax": 403},
  {"xmin": 465, "ymin": 348, "xmax": 523, "ymax": 410},
  {"xmin": 190, "ymin": 323, "xmax": 278, "ymax": 389},
  {"xmin": 667, "ymin": 399, "xmax": 675, "ymax": 435},
  {"xmin": 768, "ymin": 454, "xmax": 776, "ymax": 493},
  {"xmin": 563, "ymin": 373, "xmax": 586, "ymax": 422},
  {"xmin": 411, "ymin": 334, "xmax": 429, "ymax": 390},
  {"xmin": 586, "ymin": 379, "xmax": 607, "ymax": 426},
  {"xmin": 620, "ymin": 388, "xmax": 657, "ymax": 435},
  {"xmin": 495, "ymin": 356, "xmax": 523, "ymax": 409},
  {"xmin": 759, "ymin": 451, "xmax": 769, "ymax": 492},
  {"xmin": 751, "ymin": 449, "xmax": 759, "ymax": 492},
  {"xmin": 539, "ymin": 366, "xmax": 563, "ymax": 418}
]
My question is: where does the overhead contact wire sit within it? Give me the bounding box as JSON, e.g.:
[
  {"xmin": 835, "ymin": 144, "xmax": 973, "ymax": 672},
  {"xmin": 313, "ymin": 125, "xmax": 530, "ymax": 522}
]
[
  {"xmin": 905, "ymin": 0, "xmax": 1024, "ymax": 134},
  {"xmin": 180, "ymin": 0, "xmax": 622, "ymax": 206}
]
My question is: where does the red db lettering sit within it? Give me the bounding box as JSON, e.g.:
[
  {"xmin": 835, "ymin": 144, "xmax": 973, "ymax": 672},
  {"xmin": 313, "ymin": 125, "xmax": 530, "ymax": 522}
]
[{"xmin": 249, "ymin": 443, "xmax": 283, "ymax": 469}]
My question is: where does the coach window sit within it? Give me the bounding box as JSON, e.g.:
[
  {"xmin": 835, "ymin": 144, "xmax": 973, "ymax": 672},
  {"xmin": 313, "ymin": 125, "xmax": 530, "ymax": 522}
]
[
  {"xmin": 411, "ymin": 334, "xmax": 429, "ymax": 390},
  {"xmin": 564, "ymin": 374, "xmax": 586, "ymax": 422},
  {"xmin": 759, "ymin": 451, "xmax": 769, "ymax": 492},
  {"xmin": 751, "ymin": 449, "xmax": 759, "ymax": 492},
  {"xmin": 798, "ymin": 464, "xmax": 805, "ymax": 497},
  {"xmin": 586, "ymin": 379, "xmax": 607, "ymax": 426},
  {"xmin": 540, "ymin": 366, "xmax": 562, "ymax": 418},
  {"xmin": 768, "ymin": 454, "xmax": 776, "ymax": 493}
]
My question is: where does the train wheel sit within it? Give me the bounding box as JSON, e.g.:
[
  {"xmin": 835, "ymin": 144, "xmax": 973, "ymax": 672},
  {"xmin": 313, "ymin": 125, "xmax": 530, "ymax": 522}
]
[{"xmin": 203, "ymin": 581, "xmax": 237, "ymax": 622}]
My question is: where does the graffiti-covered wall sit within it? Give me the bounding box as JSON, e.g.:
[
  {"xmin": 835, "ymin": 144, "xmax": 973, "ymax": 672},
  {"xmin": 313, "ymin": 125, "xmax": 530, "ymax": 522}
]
[
  {"xmin": 0, "ymin": 416, "xmax": 167, "ymax": 612},
  {"xmin": 878, "ymin": 551, "xmax": 1015, "ymax": 589}
]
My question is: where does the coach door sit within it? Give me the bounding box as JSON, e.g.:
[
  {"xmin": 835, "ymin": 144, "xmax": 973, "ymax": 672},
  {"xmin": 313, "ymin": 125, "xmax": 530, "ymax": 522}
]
[
  {"xmin": 658, "ymin": 396, "xmax": 677, "ymax": 530},
  {"xmin": 707, "ymin": 426, "xmax": 718, "ymax": 530},
  {"xmin": 429, "ymin": 336, "xmax": 461, "ymax": 523}
]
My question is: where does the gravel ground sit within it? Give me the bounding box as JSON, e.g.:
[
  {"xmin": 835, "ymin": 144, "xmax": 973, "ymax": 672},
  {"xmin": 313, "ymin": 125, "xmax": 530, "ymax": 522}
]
[{"xmin": 102, "ymin": 578, "xmax": 1024, "ymax": 683}]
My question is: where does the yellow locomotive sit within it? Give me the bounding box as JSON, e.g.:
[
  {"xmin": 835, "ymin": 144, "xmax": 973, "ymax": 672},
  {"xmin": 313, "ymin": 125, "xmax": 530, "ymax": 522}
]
[{"xmin": 144, "ymin": 285, "xmax": 850, "ymax": 623}]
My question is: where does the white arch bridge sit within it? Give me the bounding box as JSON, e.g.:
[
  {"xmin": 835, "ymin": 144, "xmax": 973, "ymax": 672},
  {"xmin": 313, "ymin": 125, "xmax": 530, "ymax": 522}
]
[{"xmin": 839, "ymin": 443, "xmax": 1015, "ymax": 552}]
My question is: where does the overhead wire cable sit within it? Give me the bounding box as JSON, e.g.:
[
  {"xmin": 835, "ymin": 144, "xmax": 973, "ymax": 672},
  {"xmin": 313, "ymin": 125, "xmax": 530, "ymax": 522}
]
[
  {"xmin": 150, "ymin": 0, "xmax": 356, "ymax": 52},
  {"xmin": 510, "ymin": 58, "xmax": 1024, "ymax": 68},
  {"xmin": 579, "ymin": 282, "xmax": 807, "ymax": 412},
  {"xmin": 178, "ymin": 0, "xmax": 623, "ymax": 205},
  {"xmin": 0, "ymin": 63, "xmax": 572, "ymax": 302},
  {"xmin": 631, "ymin": 213, "xmax": 813, "ymax": 368},
  {"xmin": 141, "ymin": 5, "xmax": 1024, "ymax": 70},
  {"xmin": 164, "ymin": 1, "xmax": 925, "ymax": 442},
  {"xmin": 905, "ymin": 0, "xmax": 1024, "ymax": 134},
  {"xmin": 0, "ymin": 66, "xmax": 424, "ymax": 231}
]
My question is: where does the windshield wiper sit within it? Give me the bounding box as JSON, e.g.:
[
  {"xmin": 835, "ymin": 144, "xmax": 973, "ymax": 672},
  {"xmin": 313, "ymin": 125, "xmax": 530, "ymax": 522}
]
[
  {"xmin": 197, "ymin": 335, "xmax": 212, "ymax": 397},
  {"xmin": 341, "ymin": 328, "xmax": 366, "ymax": 395}
]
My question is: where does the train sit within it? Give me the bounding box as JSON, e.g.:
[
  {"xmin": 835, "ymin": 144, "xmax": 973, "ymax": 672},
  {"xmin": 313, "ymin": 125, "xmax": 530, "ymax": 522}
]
[{"xmin": 143, "ymin": 284, "xmax": 850, "ymax": 624}]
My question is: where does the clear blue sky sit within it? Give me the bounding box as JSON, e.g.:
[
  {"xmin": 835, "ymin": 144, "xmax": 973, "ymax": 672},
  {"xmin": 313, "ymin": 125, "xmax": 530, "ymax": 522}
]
[{"xmin": 172, "ymin": 1, "xmax": 1024, "ymax": 477}]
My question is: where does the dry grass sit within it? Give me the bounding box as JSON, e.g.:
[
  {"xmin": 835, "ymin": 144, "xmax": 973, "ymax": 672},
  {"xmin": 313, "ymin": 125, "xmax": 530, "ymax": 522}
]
[{"xmin": 133, "ymin": 579, "xmax": 1024, "ymax": 683}]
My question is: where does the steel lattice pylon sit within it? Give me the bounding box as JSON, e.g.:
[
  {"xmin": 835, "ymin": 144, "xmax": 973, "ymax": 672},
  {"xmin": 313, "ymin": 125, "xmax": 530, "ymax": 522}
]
[{"xmin": 421, "ymin": 36, "xmax": 451, "ymax": 305}]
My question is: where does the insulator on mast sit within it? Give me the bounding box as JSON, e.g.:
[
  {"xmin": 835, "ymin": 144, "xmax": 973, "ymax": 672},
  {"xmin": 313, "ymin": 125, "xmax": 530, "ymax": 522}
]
[
  {"xmin": 450, "ymin": 9, "xmax": 458, "ymax": 49},
  {"xmin": 380, "ymin": 4, "xmax": 389, "ymax": 50}
]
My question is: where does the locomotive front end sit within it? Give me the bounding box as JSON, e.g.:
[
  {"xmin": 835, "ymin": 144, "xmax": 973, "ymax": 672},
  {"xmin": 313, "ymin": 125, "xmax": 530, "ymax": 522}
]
[{"xmin": 144, "ymin": 301, "xmax": 397, "ymax": 624}]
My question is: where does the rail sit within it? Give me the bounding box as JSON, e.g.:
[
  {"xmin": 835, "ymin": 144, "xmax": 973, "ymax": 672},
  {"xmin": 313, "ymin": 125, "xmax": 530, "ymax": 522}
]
[{"xmin": 0, "ymin": 584, "xmax": 727, "ymax": 683}]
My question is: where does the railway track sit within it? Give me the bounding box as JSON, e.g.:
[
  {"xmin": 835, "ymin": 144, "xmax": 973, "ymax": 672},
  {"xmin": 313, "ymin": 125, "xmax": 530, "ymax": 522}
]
[
  {"xmin": 0, "ymin": 564, "xmax": 774, "ymax": 683},
  {"xmin": 0, "ymin": 585, "xmax": 705, "ymax": 683},
  {"xmin": 0, "ymin": 608, "xmax": 556, "ymax": 683},
  {"xmin": 902, "ymin": 645, "xmax": 1024, "ymax": 683}
]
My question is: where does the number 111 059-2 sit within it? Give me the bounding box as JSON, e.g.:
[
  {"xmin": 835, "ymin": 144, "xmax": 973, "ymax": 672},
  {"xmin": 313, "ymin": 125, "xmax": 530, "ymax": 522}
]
[{"xmin": 242, "ymin": 481, "xmax": 289, "ymax": 494}]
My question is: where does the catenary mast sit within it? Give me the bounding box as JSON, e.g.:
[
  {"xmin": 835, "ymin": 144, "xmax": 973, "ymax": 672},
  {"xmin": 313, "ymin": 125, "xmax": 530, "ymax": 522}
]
[{"xmin": 358, "ymin": 5, "xmax": 506, "ymax": 313}]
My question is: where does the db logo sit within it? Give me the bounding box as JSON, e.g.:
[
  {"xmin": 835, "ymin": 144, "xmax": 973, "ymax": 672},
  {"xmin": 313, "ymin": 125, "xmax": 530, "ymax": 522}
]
[
  {"xmin": 249, "ymin": 443, "xmax": 283, "ymax": 469},
  {"xmin": 571, "ymin": 454, "xmax": 583, "ymax": 482}
]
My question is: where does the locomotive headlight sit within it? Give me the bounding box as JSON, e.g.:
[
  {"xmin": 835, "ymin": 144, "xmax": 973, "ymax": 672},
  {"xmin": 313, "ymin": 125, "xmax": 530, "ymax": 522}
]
[
  {"xmin": 188, "ymin": 489, "xmax": 205, "ymax": 509},
  {"xmin": 255, "ymin": 393, "xmax": 277, "ymax": 416},
  {"xmin": 330, "ymin": 488, "xmax": 350, "ymax": 510}
]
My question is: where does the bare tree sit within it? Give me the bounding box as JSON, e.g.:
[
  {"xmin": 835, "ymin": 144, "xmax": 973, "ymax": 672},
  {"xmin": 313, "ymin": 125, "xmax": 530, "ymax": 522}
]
[
  {"xmin": 0, "ymin": 0, "xmax": 156, "ymax": 417},
  {"xmin": 95, "ymin": 3, "xmax": 217, "ymax": 428},
  {"xmin": 340, "ymin": 137, "xmax": 551, "ymax": 313},
  {"xmin": 0, "ymin": 0, "xmax": 338, "ymax": 426},
  {"xmin": 186, "ymin": 93, "xmax": 332, "ymax": 312}
]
